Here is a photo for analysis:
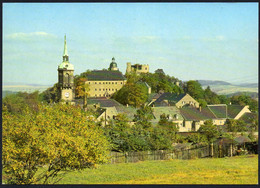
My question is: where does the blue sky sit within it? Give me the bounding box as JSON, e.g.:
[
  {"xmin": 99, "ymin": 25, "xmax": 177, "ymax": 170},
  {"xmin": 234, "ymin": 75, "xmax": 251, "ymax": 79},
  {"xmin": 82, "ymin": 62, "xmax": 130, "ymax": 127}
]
[{"xmin": 3, "ymin": 3, "xmax": 258, "ymax": 85}]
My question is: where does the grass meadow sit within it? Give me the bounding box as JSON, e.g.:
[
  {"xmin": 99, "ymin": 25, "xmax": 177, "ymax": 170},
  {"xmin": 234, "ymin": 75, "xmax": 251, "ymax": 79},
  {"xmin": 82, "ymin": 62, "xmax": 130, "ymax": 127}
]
[{"xmin": 57, "ymin": 154, "xmax": 258, "ymax": 184}]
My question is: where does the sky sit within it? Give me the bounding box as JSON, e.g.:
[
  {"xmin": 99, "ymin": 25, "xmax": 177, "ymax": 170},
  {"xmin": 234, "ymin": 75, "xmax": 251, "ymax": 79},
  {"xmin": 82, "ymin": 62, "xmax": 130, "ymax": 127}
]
[{"xmin": 3, "ymin": 3, "xmax": 258, "ymax": 85}]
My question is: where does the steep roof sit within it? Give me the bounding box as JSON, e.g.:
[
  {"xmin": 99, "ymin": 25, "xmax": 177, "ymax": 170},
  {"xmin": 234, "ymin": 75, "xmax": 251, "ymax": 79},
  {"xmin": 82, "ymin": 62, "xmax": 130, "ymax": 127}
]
[
  {"xmin": 179, "ymin": 106, "xmax": 216, "ymax": 121},
  {"xmin": 87, "ymin": 98, "xmax": 122, "ymax": 107},
  {"xmin": 156, "ymin": 93, "xmax": 186, "ymax": 103},
  {"xmin": 151, "ymin": 93, "xmax": 186, "ymax": 107},
  {"xmin": 152, "ymin": 106, "xmax": 184, "ymax": 122},
  {"xmin": 207, "ymin": 104, "xmax": 247, "ymax": 119},
  {"xmin": 208, "ymin": 105, "xmax": 227, "ymax": 118},
  {"xmin": 227, "ymin": 105, "xmax": 245, "ymax": 119},
  {"xmin": 86, "ymin": 70, "xmax": 126, "ymax": 81}
]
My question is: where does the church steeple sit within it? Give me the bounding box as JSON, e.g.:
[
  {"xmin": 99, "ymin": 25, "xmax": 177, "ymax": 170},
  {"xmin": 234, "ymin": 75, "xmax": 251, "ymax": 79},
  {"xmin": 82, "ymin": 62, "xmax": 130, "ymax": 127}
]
[{"xmin": 63, "ymin": 35, "xmax": 69, "ymax": 62}]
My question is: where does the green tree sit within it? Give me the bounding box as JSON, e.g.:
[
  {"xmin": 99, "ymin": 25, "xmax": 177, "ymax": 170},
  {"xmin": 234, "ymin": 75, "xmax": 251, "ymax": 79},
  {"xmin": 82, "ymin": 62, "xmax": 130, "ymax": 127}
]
[
  {"xmin": 75, "ymin": 77, "xmax": 90, "ymax": 108},
  {"xmin": 204, "ymin": 86, "xmax": 220, "ymax": 104},
  {"xmin": 186, "ymin": 133, "xmax": 208, "ymax": 145},
  {"xmin": 230, "ymin": 94, "xmax": 258, "ymax": 112},
  {"xmin": 40, "ymin": 83, "xmax": 60, "ymax": 103},
  {"xmin": 3, "ymin": 91, "xmax": 41, "ymax": 114},
  {"xmin": 133, "ymin": 105, "xmax": 154, "ymax": 128},
  {"xmin": 198, "ymin": 120, "xmax": 221, "ymax": 157},
  {"xmin": 2, "ymin": 104, "xmax": 109, "ymax": 184},
  {"xmin": 226, "ymin": 119, "xmax": 248, "ymax": 132},
  {"xmin": 218, "ymin": 95, "xmax": 230, "ymax": 105},
  {"xmin": 184, "ymin": 80, "xmax": 204, "ymax": 100},
  {"xmin": 197, "ymin": 99, "xmax": 207, "ymax": 107},
  {"xmin": 113, "ymin": 81, "xmax": 148, "ymax": 108}
]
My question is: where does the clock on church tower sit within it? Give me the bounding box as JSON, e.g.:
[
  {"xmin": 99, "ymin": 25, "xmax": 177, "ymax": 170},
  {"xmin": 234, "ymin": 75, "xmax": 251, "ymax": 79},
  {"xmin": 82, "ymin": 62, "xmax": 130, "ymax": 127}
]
[{"xmin": 57, "ymin": 35, "xmax": 75, "ymax": 104}]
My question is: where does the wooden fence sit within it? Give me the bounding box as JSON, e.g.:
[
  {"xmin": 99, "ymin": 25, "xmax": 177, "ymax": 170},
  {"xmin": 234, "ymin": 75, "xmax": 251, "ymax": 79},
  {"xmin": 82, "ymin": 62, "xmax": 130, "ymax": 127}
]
[
  {"xmin": 109, "ymin": 142, "xmax": 258, "ymax": 164},
  {"xmin": 109, "ymin": 146, "xmax": 210, "ymax": 164}
]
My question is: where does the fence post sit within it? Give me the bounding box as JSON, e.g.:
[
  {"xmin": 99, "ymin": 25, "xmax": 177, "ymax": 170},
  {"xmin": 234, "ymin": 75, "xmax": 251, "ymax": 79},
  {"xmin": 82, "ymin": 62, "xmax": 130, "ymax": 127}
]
[{"xmin": 125, "ymin": 152, "xmax": 128, "ymax": 163}]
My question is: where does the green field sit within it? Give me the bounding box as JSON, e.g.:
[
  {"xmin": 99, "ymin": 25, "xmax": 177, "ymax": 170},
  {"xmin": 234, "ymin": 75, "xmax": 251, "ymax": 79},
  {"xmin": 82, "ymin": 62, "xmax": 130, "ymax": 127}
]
[{"xmin": 55, "ymin": 155, "xmax": 258, "ymax": 184}]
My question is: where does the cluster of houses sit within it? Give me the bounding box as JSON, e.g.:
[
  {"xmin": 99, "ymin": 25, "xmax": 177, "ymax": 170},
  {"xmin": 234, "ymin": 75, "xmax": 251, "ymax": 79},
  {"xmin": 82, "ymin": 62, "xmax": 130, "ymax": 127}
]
[{"xmin": 82, "ymin": 92, "xmax": 253, "ymax": 132}]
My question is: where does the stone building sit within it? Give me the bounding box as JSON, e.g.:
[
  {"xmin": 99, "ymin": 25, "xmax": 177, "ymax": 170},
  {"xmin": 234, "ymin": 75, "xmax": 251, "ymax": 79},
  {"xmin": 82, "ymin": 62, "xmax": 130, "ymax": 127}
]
[
  {"xmin": 126, "ymin": 62, "xmax": 149, "ymax": 74},
  {"xmin": 86, "ymin": 59, "xmax": 127, "ymax": 97},
  {"xmin": 57, "ymin": 35, "xmax": 75, "ymax": 104}
]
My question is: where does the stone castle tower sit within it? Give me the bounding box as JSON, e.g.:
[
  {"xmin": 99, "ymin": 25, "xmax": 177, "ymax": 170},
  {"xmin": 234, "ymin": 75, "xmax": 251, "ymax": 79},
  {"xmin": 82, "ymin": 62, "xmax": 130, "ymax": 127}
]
[
  {"xmin": 126, "ymin": 62, "xmax": 149, "ymax": 74},
  {"xmin": 57, "ymin": 35, "xmax": 75, "ymax": 103}
]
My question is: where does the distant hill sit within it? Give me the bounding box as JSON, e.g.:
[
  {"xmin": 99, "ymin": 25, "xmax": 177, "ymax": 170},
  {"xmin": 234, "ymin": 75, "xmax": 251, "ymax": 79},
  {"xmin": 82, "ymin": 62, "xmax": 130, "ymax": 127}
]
[
  {"xmin": 235, "ymin": 83, "xmax": 258, "ymax": 88},
  {"xmin": 198, "ymin": 80, "xmax": 258, "ymax": 96},
  {"xmin": 226, "ymin": 91, "xmax": 258, "ymax": 99},
  {"xmin": 2, "ymin": 84, "xmax": 51, "ymax": 94},
  {"xmin": 198, "ymin": 80, "xmax": 231, "ymax": 86}
]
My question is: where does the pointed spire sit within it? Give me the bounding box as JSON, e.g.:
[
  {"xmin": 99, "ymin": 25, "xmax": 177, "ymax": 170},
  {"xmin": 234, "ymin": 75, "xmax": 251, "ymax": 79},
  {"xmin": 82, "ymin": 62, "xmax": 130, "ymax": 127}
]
[
  {"xmin": 63, "ymin": 34, "xmax": 68, "ymax": 56},
  {"xmin": 63, "ymin": 34, "xmax": 69, "ymax": 62}
]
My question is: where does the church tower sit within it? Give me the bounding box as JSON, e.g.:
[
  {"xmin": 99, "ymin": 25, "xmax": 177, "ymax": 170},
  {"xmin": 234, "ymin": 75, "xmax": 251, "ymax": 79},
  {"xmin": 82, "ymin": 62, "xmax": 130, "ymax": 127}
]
[
  {"xmin": 108, "ymin": 57, "xmax": 119, "ymax": 71},
  {"xmin": 58, "ymin": 35, "xmax": 75, "ymax": 103}
]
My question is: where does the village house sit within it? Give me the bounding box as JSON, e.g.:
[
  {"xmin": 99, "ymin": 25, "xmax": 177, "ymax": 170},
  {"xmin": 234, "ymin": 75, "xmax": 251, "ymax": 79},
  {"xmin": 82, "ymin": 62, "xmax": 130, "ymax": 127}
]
[
  {"xmin": 149, "ymin": 93, "xmax": 200, "ymax": 108},
  {"xmin": 87, "ymin": 98, "xmax": 137, "ymax": 126},
  {"xmin": 151, "ymin": 106, "xmax": 185, "ymax": 131}
]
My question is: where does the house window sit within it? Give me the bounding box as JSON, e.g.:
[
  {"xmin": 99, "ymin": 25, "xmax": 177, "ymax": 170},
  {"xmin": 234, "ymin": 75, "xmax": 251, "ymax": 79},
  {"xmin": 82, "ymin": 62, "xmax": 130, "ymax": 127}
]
[
  {"xmin": 95, "ymin": 89, "xmax": 97, "ymax": 91},
  {"xmin": 106, "ymin": 82, "xmax": 108, "ymax": 84},
  {"xmin": 95, "ymin": 82, "xmax": 97, "ymax": 84},
  {"xmin": 112, "ymin": 82, "xmax": 114, "ymax": 84},
  {"xmin": 99, "ymin": 89, "xmax": 101, "ymax": 91},
  {"xmin": 95, "ymin": 94, "xmax": 97, "ymax": 97},
  {"xmin": 109, "ymin": 82, "xmax": 110, "ymax": 84},
  {"xmin": 112, "ymin": 89, "xmax": 114, "ymax": 91},
  {"xmin": 116, "ymin": 89, "xmax": 118, "ymax": 91},
  {"xmin": 121, "ymin": 82, "xmax": 123, "ymax": 84},
  {"xmin": 115, "ymin": 82, "xmax": 117, "ymax": 84},
  {"xmin": 99, "ymin": 82, "xmax": 101, "ymax": 84},
  {"xmin": 103, "ymin": 82, "xmax": 105, "ymax": 84},
  {"xmin": 106, "ymin": 89, "xmax": 108, "ymax": 91},
  {"xmin": 103, "ymin": 89, "xmax": 105, "ymax": 91},
  {"xmin": 109, "ymin": 89, "xmax": 110, "ymax": 91},
  {"xmin": 89, "ymin": 82, "xmax": 91, "ymax": 84}
]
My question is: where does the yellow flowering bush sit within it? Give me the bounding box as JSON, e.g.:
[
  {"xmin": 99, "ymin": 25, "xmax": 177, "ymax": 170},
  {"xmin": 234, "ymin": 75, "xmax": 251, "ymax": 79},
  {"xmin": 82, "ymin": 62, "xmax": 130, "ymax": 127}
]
[{"xmin": 2, "ymin": 104, "xmax": 109, "ymax": 184}]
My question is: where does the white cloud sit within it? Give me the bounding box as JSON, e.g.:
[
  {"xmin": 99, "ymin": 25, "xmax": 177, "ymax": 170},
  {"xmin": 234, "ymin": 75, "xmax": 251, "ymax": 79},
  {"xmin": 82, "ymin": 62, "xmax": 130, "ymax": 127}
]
[{"xmin": 5, "ymin": 32, "xmax": 56, "ymax": 40}]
